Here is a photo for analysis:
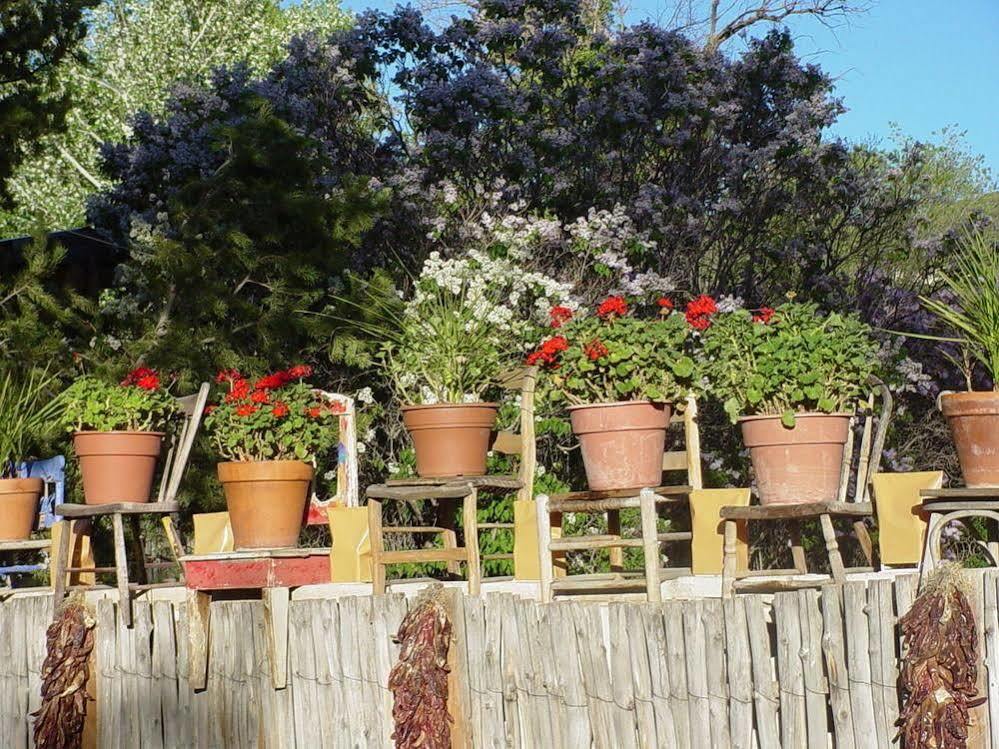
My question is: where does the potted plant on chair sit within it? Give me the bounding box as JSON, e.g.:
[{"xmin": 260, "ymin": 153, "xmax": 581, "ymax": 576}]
[
  {"xmin": 527, "ymin": 295, "xmax": 698, "ymax": 491},
  {"xmin": 0, "ymin": 368, "xmax": 65, "ymax": 539},
  {"xmin": 62, "ymin": 368, "xmax": 178, "ymax": 504},
  {"xmin": 205, "ymin": 366, "xmax": 340, "ymax": 548},
  {"xmin": 701, "ymin": 302, "xmax": 878, "ymax": 504},
  {"xmin": 917, "ymin": 230, "xmax": 999, "ymax": 486}
]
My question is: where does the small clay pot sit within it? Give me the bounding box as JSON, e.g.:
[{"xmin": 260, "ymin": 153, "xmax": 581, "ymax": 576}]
[
  {"xmin": 74, "ymin": 431, "xmax": 164, "ymax": 504},
  {"xmin": 569, "ymin": 401, "xmax": 671, "ymax": 491},
  {"xmin": 0, "ymin": 478, "xmax": 44, "ymax": 540},
  {"xmin": 940, "ymin": 391, "xmax": 999, "ymax": 487},
  {"xmin": 401, "ymin": 403, "xmax": 499, "ymax": 478},
  {"xmin": 218, "ymin": 460, "xmax": 313, "ymax": 549},
  {"xmin": 739, "ymin": 413, "xmax": 851, "ymax": 505}
]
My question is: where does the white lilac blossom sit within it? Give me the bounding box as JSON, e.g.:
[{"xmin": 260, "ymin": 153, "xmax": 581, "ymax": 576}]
[
  {"xmin": 716, "ymin": 295, "xmax": 744, "ymax": 313},
  {"xmin": 356, "ymin": 386, "xmax": 374, "ymax": 405}
]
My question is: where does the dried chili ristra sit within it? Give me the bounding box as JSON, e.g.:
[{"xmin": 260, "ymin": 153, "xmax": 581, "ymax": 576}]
[
  {"xmin": 32, "ymin": 599, "xmax": 96, "ymax": 749},
  {"xmin": 388, "ymin": 585, "xmax": 453, "ymax": 749},
  {"xmin": 896, "ymin": 566, "xmax": 985, "ymax": 749}
]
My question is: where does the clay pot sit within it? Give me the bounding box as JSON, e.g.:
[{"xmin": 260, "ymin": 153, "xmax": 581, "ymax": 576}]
[
  {"xmin": 739, "ymin": 413, "xmax": 851, "ymax": 505},
  {"xmin": 0, "ymin": 478, "xmax": 44, "ymax": 540},
  {"xmin": 569, "ymin": 401, "xmax": 671, "ymax": 491},
  {"xmin": 218, "ymin": 460, "xmax": 313, "ymax": 549},
  {"xmin": 940, "ymin": 391, "xmax": 999, "ymax": 487},
  {"xmin": 401, "ymin": 403, "xmax": 499, "ymax": 478},
  {"xmin": 74, "ymin": 431, "xmax": 164, "ymax": 505}
]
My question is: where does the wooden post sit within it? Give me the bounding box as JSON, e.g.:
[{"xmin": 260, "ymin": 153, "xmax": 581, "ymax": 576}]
[
  {"xmin": 444, "ymin": 590, "xmax": 472, "ymax": 748},
  {"xmin": 462, "ymin": 488, "xmax": 481, "ymax": 596},
  {"xmin": 50, "ymin": 518, "xmax": 73, "ymax": 620},
  {"xmin": 607, "ymin": 509, "xmax": 624, "ymax": 572},
  {"xmin": 368, "ymin": 498, "xmax": 386, "ymax": 594},
  {"xmin": 639, "ymin": 489, "xmax": 662, "ymax": 603},
  {"xmin": 186, "ymin": 589, "xmax": 211, "ymax": 691},
  {"xmin": 821, "ymin": 513, "xmax": 846, "ymax": 583},
  {"xmin": 790, "ymin": 521, "xmax": 808, "ymax": 574},
  {"xmin": 263, "ymin": 587, "xmax": 290, "ymax": 689},
  {"xmin": 721, "ymin": 520, "xmax": 737, "ymax": 599},
  {"xmin": 111, "ymin": 513, "xmax": 132, "ymax": 627},
  {"xmin": 536, "ymin": 494, "xmax": 554, "ymax": 602}
]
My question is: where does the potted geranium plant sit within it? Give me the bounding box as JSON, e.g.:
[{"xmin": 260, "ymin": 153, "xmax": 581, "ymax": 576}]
[
  {"xmin": 0, "ymin": 368, "xmax": 64, "ymax": 539},
  {"xmin": 918, "ymin": 230, "xmax": 999, "ymax": 486},
  {"xmin": 701, "ymin": 302, "xmax": 877, "ymax": 504},
  {"xmin": 62, "ymin": 368, "xmax": 178, "ymax": 504},
  {"xmin": 528, "ymin": 295, "xmax": 697, "ymax": 491},
  {"xmin": 205, "ymin": 366, "xmax": 339, "ymax": 548}
]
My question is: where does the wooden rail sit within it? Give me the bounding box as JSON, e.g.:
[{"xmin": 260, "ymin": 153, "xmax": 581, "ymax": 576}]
[{"xmin": 2, "ymin": 572, "xmax": 999, "ymax": 747}]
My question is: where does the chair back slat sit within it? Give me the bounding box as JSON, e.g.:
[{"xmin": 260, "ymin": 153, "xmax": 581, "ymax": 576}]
[
  {"xmin": 662, "ymin": 452, "xmax": 687, "ymax": 472},
  {"xmin": 659, "ymin": 395, "xmax": 703, "ymax": 490},
  {"xmin": 838, "ymin": 377, "xmax": 893, "ymax": 503},
  {"xmin": 163, "ymin": 383, "xmax": 211, "ymax": 503},
  {"xmin": 306, "ymin": 390, "xmax": 359, "ymax": 523}
]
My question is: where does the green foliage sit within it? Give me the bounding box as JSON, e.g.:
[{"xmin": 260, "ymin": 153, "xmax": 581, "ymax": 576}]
[
  {"xmin": 920, "ymin": 230, "xmax": 999, "ymax": 388},
  {"xmin": 0, "ymin": 366, "xmax": 65, "ymax": 478},
  {"xmin": 701, "ymin": 303, "xmax": 878, "ymax": 426},
  {"xmin": 534, "ymin": 300, "xmax": 697, "ymax": 406},
  {"xmin": 0, "ymin": 0, "xmax": 349, "ymax": 235},
  {"xmin": 0, "ymin": 0, "xmax": 98, "ymax": 202},
  {"xmin": 204, "ymin": 370, "xmax": 340, "ymax": 463},
  {"xmin": 61, "ymin": 372, "xmax": 178, "ymax": 432}
]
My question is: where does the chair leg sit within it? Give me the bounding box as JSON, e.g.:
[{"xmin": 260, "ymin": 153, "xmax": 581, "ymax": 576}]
[
  {"xmin": 639, "ymin": 489, "xmax": 661, "ymax": 603},
  {"xmin": 439, "ymin": 504, "xmax": 462, "ymax": 576},
  {"xmin": 853, "ymin": 520, "xmax": 874, "ymax": 567},
  {"xmin": 607, "ymin": 509, "xmax": 624, "ymax": 573},
  {"xmin": 536, "ymin": 495, "xmax": 554, "ymax": 603},
  {"xmin": 463, "ymin": 488, "xmax": 481, "ymax": 596},
  {"xmin": 112, "ymin": 513, "xmax": 133, "ymax": 627},
  {"xmin": 918, "ymin": 511, "xmax": 945, "ymax": 589},
  {"xmin": 127, "ymin": 515, "xmax": 148, "ymax": 585},
  {"xmin": 51, "ymin": 519, "xmax": 73, "ymax": 621},
  {"xmin": 367, "ymin": 499, "xmax": 386, "ymax": 594},
  {"xmin": 721, "ymin": 520, "xmax": 737, "ymax": 600},
  {"xmin": 820, "ymin": 514, "xmax": 846, "ymax": 584},
  {"xmin": 790, "ymin": 522, "xmax": 808, "ymax": 574}
]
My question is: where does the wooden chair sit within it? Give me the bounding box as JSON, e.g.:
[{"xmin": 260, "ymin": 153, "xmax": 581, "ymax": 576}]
[
  {"xmin": 52, "ymin": 383, "xmax": 210, "ymax": 625},
  {"xmin": 918, "ymin": 486, "xmax": 999, "ymax": 586},
  {"xmin": 720, "ymin": 377, "xmax": 893, "ymax": 598},
  {"xmin": 365, "ymin": 367, "xmax": 538, "ymax": 595},
  {"xmin": 180, "ymin": 389, "xmax": 359, "ymax": 690},
  {"xmin": 535, "ymin": 396, "xmax": 703, "ymax": 603}
]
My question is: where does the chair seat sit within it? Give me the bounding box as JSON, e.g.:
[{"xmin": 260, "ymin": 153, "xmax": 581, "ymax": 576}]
[
  {"xmin": 366, "ymin": 484, "xmax": 477, "ymax": 501},
  {"xmin": 56, "ymin": 501, "xmax": 181, "ymax": 517},
  {"xmin": 0, "ymin": 539, "xmax": 52, "ymax": 551},
  {"xmin": 382, "ymin": 474, "xmax": 523, "ymax": 490},
  {"xmin": 720, "ymin": 501, "xmax": 873, "ymax": 521},
  {"xmin": 921, "ymin": 487, "xmax": 999, "ymax": 500}
]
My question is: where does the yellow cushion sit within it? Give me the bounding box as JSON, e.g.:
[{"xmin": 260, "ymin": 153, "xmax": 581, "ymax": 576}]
[
  {"xmin": 872, "ymin": 471, "xmax": 942, "ymax": 566},
  {"xmin": 192, "ymin": 512, "xmax": 234, "ymax": 555},
  {"xmin": 328, "ymin": 506, "xmax": 371, "ymax": 583},
  {"xmin": 690, "ymin": 488, "xmax": 751, "ymax": 575}
]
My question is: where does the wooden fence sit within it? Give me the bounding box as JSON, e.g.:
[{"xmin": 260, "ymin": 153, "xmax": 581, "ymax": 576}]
[{"xmin": 1, "ymin": 571, "xmax": 998, "ymax": 748}]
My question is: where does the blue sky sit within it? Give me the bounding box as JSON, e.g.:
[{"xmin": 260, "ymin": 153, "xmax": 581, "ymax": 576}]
[{"xmin": 338, "ymin": 0, "xmax": 999, "ymax": 174}]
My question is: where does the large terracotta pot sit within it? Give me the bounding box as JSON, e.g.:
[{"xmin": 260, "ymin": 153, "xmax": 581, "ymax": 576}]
[
  {"xmin": 218, "ymin": 460, "xmax": 313, "ymax": 549},
  {"xmin": 940, "ymin": 391, "xmax": 999, "ymax": 487},
  {"xmin": 401, "ymin": 403, "xmax": 499, "ymax": 478},
  {"xmin": 739, "ymin": 413, "xmax": 851, "ymax": 505},
  {"xmin": 74, "ymin": 431, "xmax": 163, "ymax": 505},
  {"xmin": 569, "ymin": 401, "xmax": 671, "ymax": 491},
  {"xmin": 0, "ymin": 478, "xmax": 44, "ymax": 540}
]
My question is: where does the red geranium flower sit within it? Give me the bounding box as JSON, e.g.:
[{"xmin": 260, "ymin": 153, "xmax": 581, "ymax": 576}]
[
  {"xmin": 121, "ymin": 367, "xmax": 158, "ymax": 389},
  {"xmin": 753, "ymin": 307, "xmax": 776, "ymax": 324},
  {"xmin": 135, "ymin": 373, "xmax": 160, "ymax": 391},
  {"xmin": 596, "ymin": 296, "xmax": 628, "ymax": 319},
  {"xmin": 584, "ymin": 339, "xmax": 609, "ymax": 361},
  {"xmin": 204, "ymin": 404, "xmax": 217, "ymax": 415},
  {"xmin": 286, "ymin": 364, "xmax": 313, "ymax": 379},
  {"xmin": 656, "ymin": 297, "xmax": 674, "ymax": 311},
  {"xmin": 254, "ymin": 371, "xmax": 290, "ymax": 390},
  {"xmin": 215, "ymin": 369, "xmax": 241, "ymax": 384},
  {"xmin": 685, "ymin": 294, "xmax": 718, "ymax": 331},
  {"xmin": 235, "ymin": 404, "xmax": 258, "ymax": 417},
  {"xmin": 526, "ymin": 335, "xmax": 569, "ymax": 367},
  {"xmin": 224, "ymin": 378, "xmax": 250, "ymax": 403},
  {"xmin": 548, "ymin": 306, "xmax": 573, "ymax": 328},
  {"xmin": 307, "ymin": 406, "xmax": 323, "ymax": 418},
  {"xmin": 250, "ymin": 389, "xmax": 270, "ymax": 404},
  {"xmin": 272, "ymin": 402, "xmax": 289, "ymax": 418}
]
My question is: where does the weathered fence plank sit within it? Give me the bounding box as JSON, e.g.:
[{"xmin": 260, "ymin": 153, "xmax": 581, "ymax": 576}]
[
  {"xmin": 820, "ymin": 585, "xmax": 855, "ymax": 749},
  {"xmin": 773, "ymin": 592, "xmax": 806, "ymax": 748},
  {"xmin": 843, "ymin": 582, "xmax": 879, "ymax": 749}
]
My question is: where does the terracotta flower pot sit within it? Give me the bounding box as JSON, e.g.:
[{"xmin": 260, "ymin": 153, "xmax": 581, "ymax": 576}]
[
  {"xmin": 74, "ymin": 431, "xmax": 164, "ymax": 505},
  {"xmin": 941, "ymin": 391, "xmax": 999, "ymax": 487},
  {"xmin": 739, "ymin": 413, "xmax": 851, "ymax": 505},
  {"xmin": 218, "ymin": 460, "xmax": 313, "ymax": 549},
  {"xmin": 0, "ymin": 478, "xmax": 44, "ymax": 540},
  {"xmin": 401, "ymin": 403, "xmax": 499, "ymax": 478},
  {"xmin": 569, "ymin": 401, "xmax": 671, "ymax": 491}
]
